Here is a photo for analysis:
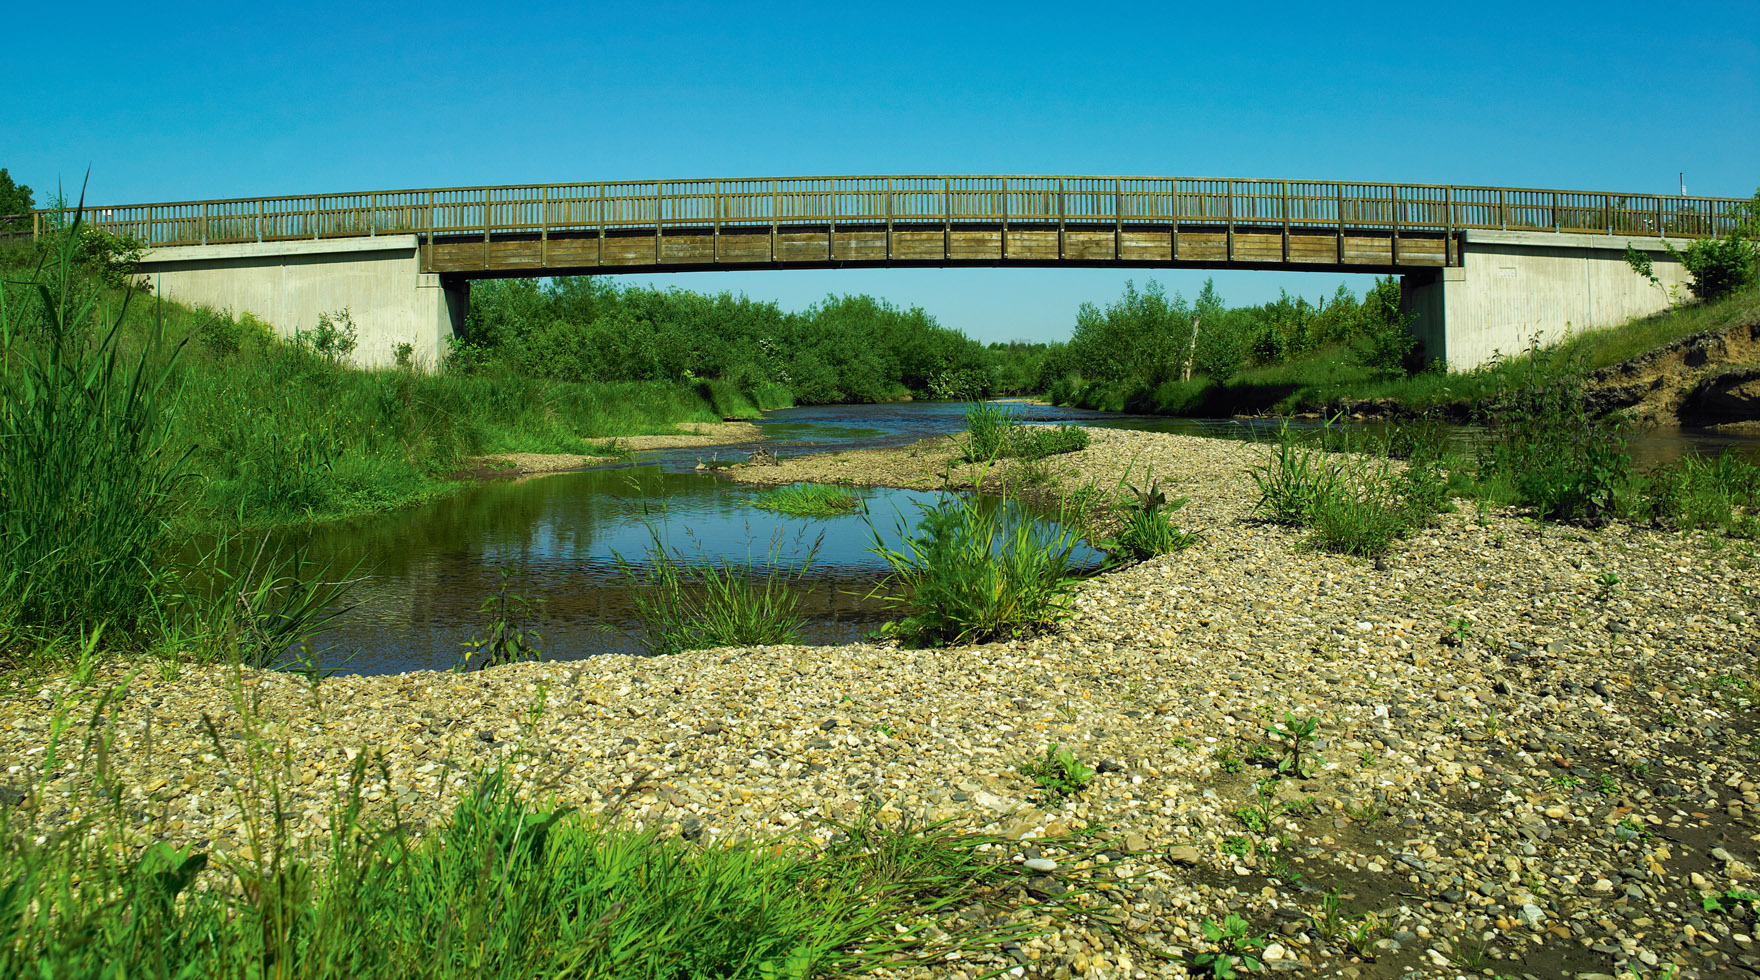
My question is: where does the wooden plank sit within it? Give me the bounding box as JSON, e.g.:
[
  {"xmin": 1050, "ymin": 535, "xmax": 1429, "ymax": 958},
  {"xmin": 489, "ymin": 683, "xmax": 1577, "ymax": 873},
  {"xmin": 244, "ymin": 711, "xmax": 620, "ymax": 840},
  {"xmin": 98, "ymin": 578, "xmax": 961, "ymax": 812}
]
[
  {"xmin": 715, "ymin": 235, "xmax": 772, "ymax": 262},
  {"xmin": 776, "ymin": 233, "xmax": 832, "ymax": 262},
  {"xmin": 892, "ymin": 231, "xmax": 944, "ymax": 261},
  {"xmin": 950, "ymin": 230, "xmax": 1001, "ymax": 260},
  {"xmin": 660, "ymin": 235, "xmax": 716, "ymax": 262},
  {"xmin": 1231, "ymin": 232, "xmax": 1284, "ymax": 262},
  {"xmin": 1176, "ymin": 232, "xmax": 1228, "ymax": 262},
  {"xmin": 1064, "ymin": 230, "xmax": 1113, "ymax": 260},
  {"xmin": 543, "ymin": 239, "xmax": 601, "ymax": 268}
]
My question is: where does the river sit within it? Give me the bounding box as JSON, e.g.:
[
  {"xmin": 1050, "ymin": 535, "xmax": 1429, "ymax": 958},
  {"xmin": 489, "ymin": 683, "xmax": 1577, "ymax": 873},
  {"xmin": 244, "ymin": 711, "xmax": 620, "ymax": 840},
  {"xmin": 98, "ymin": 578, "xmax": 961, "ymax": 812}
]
[{"xmin": 270, "ymin": 402, "xmax": 1758, "ymax": 675}]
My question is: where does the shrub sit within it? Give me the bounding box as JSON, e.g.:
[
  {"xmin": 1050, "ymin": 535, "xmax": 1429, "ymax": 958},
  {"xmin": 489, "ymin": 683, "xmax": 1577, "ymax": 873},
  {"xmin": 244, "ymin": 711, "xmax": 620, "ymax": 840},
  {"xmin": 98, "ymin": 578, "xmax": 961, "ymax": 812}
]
[
  {"xmin": 868, "ymin": 485, "xmax": 1086, "ymax": 645},
  {"xmin": 1669, "ymin": 232, "xmax": 1758, "ymax": 301},
  {"xmin": 1475, "ymin": 345, "xmax": 1631, "ymax": 524}
]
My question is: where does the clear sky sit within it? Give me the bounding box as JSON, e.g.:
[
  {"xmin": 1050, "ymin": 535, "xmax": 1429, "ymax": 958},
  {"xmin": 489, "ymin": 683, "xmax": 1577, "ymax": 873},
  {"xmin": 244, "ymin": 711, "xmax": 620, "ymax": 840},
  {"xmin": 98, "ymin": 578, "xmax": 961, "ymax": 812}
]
[{"xmin": 7, "ymin": 0, "xmax": 1756, "ymax": 343}]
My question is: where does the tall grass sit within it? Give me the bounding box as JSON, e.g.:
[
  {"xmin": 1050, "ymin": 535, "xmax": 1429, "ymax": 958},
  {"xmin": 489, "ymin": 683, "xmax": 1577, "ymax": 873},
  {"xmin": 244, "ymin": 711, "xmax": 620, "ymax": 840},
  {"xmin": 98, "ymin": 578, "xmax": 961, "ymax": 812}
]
[
  {"xmin": 963, "ymin": 403, "xmax": 1089, "ymax": 462},
  {"xmin": 0, "ymin": 714, "xmax": 1103, "ymax": 980},
  {"xmin": 618, "ymin": 525, "xmax": 815, "ymax": 655},
  {"xmin": 0, "ymin": 204, "xmax": 187, "ymax": 639},
  {"xmin": 868, "ymin": 479, "xmax": 1087, "ymax": 645},
  {"xmin": 1251, "ymin": 427, "xmax": 1452, "ymax": 557}
]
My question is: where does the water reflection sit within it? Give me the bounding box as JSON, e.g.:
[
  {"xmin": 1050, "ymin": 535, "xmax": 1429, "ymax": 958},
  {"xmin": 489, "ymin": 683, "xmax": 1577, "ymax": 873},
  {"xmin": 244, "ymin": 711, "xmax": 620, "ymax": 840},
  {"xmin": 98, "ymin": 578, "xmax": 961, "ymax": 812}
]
[{"xmin": 272, "ymin": 400, "xmax": 1755, "ymax": 675}]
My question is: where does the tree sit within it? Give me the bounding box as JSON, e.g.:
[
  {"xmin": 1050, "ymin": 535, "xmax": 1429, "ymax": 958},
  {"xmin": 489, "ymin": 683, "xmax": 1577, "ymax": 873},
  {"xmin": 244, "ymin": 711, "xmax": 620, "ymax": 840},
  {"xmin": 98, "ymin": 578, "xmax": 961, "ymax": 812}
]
[{"xmin": 0, "ymin": 168, "xmax": 33, "ymax": 234}]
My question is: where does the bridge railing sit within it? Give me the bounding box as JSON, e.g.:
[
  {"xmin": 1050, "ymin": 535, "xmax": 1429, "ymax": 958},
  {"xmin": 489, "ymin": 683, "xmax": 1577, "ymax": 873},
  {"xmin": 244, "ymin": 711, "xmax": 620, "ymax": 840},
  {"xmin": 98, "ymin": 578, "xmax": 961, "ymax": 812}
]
[{"xmin": 35, "ymin": 177, "xmax": 1752, "ymax": 248}]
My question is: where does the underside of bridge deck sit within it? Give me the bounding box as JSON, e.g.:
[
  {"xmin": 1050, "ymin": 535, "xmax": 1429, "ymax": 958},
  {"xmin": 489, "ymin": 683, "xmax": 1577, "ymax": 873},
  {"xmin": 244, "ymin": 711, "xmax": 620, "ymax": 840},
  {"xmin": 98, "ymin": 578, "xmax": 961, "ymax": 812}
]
[{"xmin": 422, "ymin": 224, "xmax": 1456, "ymax": 278}]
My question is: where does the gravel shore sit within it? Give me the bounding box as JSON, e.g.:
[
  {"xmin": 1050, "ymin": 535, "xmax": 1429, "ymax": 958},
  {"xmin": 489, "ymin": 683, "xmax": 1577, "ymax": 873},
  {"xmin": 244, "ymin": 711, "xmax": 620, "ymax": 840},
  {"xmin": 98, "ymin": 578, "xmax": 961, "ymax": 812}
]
[{"xmin": 6, "ymin": 428, "xmax": 1758, "ymax": 980}]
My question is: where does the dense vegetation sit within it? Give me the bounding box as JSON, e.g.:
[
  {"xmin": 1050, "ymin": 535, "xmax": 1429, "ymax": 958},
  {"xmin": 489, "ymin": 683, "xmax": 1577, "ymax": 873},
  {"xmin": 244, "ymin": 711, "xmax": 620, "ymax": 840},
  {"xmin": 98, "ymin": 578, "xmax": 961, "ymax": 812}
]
[{"xmin": 459, "ymin": 278, "xmax": 996, "ymax": 404}]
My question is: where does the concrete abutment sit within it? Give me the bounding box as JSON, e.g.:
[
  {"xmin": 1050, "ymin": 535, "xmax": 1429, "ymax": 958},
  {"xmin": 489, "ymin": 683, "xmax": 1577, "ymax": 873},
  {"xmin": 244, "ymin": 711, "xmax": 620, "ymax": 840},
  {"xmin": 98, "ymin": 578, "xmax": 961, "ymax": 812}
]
[
  {"xmin": 1402, "ymin": 230, "xmax": 1691, "ymax": 371},
  {"xmin": 137, "ymin": 235, "xmax": 466, "ymax": 370}
]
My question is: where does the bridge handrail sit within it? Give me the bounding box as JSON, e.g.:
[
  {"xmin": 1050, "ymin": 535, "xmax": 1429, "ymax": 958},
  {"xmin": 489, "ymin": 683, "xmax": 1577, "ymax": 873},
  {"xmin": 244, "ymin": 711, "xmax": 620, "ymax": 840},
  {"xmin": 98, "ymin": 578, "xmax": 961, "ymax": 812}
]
[{"xmin": 27, "ymin": 176, "xmax": 1752, "ymax": 248}]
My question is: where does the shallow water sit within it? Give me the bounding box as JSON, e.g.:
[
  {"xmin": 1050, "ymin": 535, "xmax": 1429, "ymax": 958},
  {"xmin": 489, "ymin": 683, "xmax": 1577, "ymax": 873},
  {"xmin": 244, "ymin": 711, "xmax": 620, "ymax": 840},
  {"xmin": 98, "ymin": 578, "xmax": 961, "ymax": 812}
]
[{"xmin": 272, "ymin": 400, "xmax": 1757, "ymax": 675}]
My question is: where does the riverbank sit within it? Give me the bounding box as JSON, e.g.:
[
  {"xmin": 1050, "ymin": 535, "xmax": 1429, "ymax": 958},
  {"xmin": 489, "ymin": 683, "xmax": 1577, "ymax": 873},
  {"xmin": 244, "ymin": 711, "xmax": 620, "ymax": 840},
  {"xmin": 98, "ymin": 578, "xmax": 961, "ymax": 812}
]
[
  {"xmin": 11, "ymin": 427, "xmax": 1756, "ymax": 980},
  {"xmin": 462, "ymin": 422, "xmax": 768, "ymax": 479},
  {"xmin": 1050, "ymin": 288, "xmax": 1760, "ymax": 427}
]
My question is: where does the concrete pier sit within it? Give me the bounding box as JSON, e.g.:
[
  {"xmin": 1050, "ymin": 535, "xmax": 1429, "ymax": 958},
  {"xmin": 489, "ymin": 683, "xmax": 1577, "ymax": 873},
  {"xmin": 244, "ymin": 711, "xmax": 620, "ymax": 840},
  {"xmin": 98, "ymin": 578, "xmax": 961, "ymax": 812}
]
[
  {"xmin": 1402, "ymin": 230, "xmax": 1692, "ymax": 371},
  {"xmin": 137, "ymin": 236, "xmax": 466, "ymax": 370}
]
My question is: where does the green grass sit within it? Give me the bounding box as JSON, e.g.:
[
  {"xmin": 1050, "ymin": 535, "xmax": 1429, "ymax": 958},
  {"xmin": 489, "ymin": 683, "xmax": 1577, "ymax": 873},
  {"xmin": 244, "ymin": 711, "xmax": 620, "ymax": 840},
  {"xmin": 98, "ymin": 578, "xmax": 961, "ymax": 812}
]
[
  {"xmin": 1251, "ymin": 432, "xmax": 1452, "ymax": 556},
  {"xmin": 617, "ymin": 525, "xmax": 814, "ymax": 656},
  {"xmin": 0, "ymin": 728, "xmax": 1103, "ymax": 980},
  {"xmin": 751, "ymin": 484, "xmax": 862, "ymax": 518},
  {"xmin": 962, "ymin": 403, "xmax": 1089, "ymax": 461},
  {"xmin": 867, "ymin": 479, "xmax": 1087, "ymax": 645},
  {"xmin": 1051, "ymin": 286, "xmax": 1760, "ymax": 417}
]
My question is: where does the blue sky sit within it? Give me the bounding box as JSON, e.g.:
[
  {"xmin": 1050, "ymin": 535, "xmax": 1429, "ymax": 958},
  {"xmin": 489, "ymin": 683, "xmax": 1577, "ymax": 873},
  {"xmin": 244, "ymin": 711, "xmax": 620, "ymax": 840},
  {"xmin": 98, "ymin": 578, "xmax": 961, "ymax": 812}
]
[{"xmin": 7, "ymin": 0, "xmax": 1756, "ymax": 342}]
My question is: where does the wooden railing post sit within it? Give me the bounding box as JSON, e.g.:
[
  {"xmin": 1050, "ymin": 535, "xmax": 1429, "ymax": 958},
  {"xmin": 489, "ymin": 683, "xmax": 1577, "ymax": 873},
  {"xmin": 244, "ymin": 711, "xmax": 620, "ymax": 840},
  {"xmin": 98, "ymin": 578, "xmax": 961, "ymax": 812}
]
[
  {"xmin": 1390, "ymin": 186, "xmax": 1401, "ymax": 265},
  {"xmin": 943, "ymin": 177, "xmax": 951, "ymax": 262},
  {"xmin": 1551, "ymin": 191, "xmax": 1559, "ymax": 232},
  {"xmin": 256, "ymin": 198, "xmax": 265, "ymax": 243},
  {"xmin": 1225, "ymin": 179, "xmax": 1234, "ymax": 262},
  {"xmin": 1114, "ymin": 178, "xmax": 1123, "ymax": 261},
  {"xmin": 770, "ymin": 179, "xmax": 778, "ymax": 264},
  {"xmin": 1335, "ymin": 183, "xmax": 1345, "ymax": 265},
  {"xmin": 1000, "ymin": 177, "xmax": 1008, "ymax": 261},
  {"xmin": 1444, "ymin": 186, "xmax": 1454, "ymax": 265},
  {"xmin": 885, "ymin": 178, "xmax": 893, "ymax": 262},
  {"xmin": 1280, "ymin": 179, "xmax": 1290, "ymax": 263},
  {"xmin": 540, "ymin": 185, "xmax": 550, "ymax": 268},
  {"xmin": 1057, "ymin": 178, "xmax": 1066, "ymax": 260},
  {"xmin": 482, "ymin": 187, "xmax": 491, "ymax": 269},
  {"xmin": 1500, "ymin": 189, "xmax": 1507, "ymax": 231},
  {"xmin": 712, "ymin": 179, "xmax": 721, "ymax": 265}
]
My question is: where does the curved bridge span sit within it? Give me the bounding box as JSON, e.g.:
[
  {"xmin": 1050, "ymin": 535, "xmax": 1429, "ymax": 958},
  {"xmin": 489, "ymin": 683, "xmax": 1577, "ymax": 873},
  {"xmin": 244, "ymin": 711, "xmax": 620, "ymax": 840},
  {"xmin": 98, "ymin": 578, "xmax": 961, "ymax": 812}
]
[
  {"xmin": 55, "ymin": 175, "xmax": 1747, "ymax": 277},
  {"xmin": 39, "ymin": 176, "xmax": 1746, "ymax": 372}
]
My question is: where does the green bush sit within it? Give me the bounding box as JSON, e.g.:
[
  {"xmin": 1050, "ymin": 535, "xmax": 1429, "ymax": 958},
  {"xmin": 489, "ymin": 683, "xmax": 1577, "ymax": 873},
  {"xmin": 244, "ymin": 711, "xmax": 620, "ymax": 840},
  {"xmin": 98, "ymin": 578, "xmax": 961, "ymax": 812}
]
[
  {"xmin": 1670, "ymin": 232, "xmax": 1758, "ymax": 301},
  {"xmin": 1475, "ymin": 350, "xmax": 1630, "ymax": 524},
  {"xmin": 868, "ymin": 485, "xmax": 1086, "ymax": 645}
]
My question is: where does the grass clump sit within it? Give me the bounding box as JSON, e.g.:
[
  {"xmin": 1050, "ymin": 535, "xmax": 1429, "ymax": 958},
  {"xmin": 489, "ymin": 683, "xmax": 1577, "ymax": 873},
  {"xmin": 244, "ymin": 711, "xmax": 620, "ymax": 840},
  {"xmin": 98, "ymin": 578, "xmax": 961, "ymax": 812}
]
[
  {"xmin": 1097, "ymin": 476, "xmax": 1201, "ymax": 563},
  {"xmin": 963, "ymin": 403, "xmax": 1089, "ymax": 462},
  {"xmin": 1251, "ymin": 428, "xmax": 1450, "ymax": 557},
  {"xmin": 0, "ymin": 203, "xmax": 187, "ymax": 640},
  {"xmin": 0, "ymin": 749, "xmax": 1102, "ymax": 980},
  {"xmin": 618, "ymin": 526, "xmax": 813, "ymax": 656},
  {"xmin": 867, "ymin": 480, "xmax": 1087, "ymax": 646},
  {"xmin": 750, "ymin": 483, "xmax": 862, "ymax": 518}
]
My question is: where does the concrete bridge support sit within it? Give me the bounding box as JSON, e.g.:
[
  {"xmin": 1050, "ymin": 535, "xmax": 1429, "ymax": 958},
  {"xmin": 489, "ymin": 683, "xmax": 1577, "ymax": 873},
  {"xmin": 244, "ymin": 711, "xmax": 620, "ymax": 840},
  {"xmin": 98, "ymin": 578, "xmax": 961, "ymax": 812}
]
[
  {"xmin": 136, "ymin": 235, "xmax": 466, "ymax": 370},
  {"xmin": 1402, "ymin": 230, "xmax": 1692, "ymax": 372}
]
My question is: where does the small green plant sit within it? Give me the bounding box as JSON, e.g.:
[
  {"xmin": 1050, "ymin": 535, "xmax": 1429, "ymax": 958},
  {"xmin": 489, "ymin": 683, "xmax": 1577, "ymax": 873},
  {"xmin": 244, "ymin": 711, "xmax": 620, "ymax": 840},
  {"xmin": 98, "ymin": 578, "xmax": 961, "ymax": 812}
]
[
  {"xmin": 1264, "ymin": 710, "xmax": 1322, "ymax": 778},
  {"xmin": 1215, "ymin": 744, "xmax": 1246, "ymax": 773},
  {"xmin": 1595, "ymin": 571, "xmax": 1622, "ymax": 601},
  {"xmin": 459, "ymin": 567, "xmax": 543, "ymax": 670},
  {"xmin": 1552, "ymin": 773, "xmax": 1584, "ymax": 791},
  {"xmin": 870, "ymin": 724, "xmax": 896, "ymax": 738},
  {"xmin": 392, "ymin": 341, "xmax": 415, "ymax": 368},
  {"xmin": 1703, "ymin": 887, "xmax": 1759, "ymax": 917},
  {"xmin": 1591, "ymin": 772, "xmax": 1622, "ymax": 796},
  {"xmin": 1101, "ymin": 476, "xmax": 1202, "ymax": 562},
  {"xmin": 1188, "ymin": 913, "xmax": 1268, "ymax": 978},
  {"xmin": 1345, "ymin": 795, "xmax": 1388, "ymax": 824},
  {"xmin": 750, "ymin": 483, "xmax": 861, "ymax": 518},
  {"xmin": 1310, "ymin": 890, "xmax": 1385, "ymax": 953},
  {"xmin": 1445, "ymin": 616, "xmax": 1474, "ymax": 644},
  {"xmin": 1220, "ymin": 836, "xmax": 1252, "ymax": 858},
  {"xmin": 1233, "ymin": 779, "xmax": 1285, "ymax": 832},
  {"xmin": 1340, "ymin": 909, "xmax": 1388, "ymax": 958},
  {"xmin": 1018, "ymin": 743, "xmax": 1094, "ymax": 801}
]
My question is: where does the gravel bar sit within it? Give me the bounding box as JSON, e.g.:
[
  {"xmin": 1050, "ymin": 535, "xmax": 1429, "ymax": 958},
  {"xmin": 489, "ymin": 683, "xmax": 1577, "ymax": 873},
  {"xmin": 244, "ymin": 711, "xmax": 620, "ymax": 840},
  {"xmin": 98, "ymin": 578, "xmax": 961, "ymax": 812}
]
[{"xmin": 6, "ymin": 428, "xmax": 1758, "ymax": 980}]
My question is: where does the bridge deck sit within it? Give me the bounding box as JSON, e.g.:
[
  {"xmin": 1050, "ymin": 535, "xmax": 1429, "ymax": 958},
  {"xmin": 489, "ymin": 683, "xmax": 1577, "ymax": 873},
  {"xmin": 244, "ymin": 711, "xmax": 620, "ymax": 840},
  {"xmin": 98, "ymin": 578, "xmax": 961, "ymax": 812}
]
[{"xmin": 29, "ymin": 175, "xmax": 1747, "ymax": 278}]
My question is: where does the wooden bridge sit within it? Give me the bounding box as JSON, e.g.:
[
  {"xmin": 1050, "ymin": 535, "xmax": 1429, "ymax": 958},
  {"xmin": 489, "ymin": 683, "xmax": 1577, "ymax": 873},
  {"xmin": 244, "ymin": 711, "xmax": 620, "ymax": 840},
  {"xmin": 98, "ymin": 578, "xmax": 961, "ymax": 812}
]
[{"xmin": 37, "ymin": 175, "xmax": 1750, "ymax": 277}]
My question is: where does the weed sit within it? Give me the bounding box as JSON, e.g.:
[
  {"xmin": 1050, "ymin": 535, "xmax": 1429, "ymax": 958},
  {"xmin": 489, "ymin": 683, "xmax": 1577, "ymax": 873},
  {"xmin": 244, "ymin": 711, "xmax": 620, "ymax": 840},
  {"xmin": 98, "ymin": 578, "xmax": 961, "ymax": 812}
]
[
  {"xmin": 1251, "ymin": 425, "xmax": 1446, "ymax": 556},
  {"xmin": 1591, "ymin": 772, "xmax": 1622, "ymax": 796},
  {"xmin": 618, "ymin": 524, "xmax": 814, "ymax": 656},
  {"xmin": 866, "ymin": 474, "xmax": 1087, "ymax": 646},
  {"xmin": 1101, "ymin": 475, "xmax": 1202, "ymax": 562},
  {"xmin": 1345, "ymin": 792, "xmax": 1388, "ymax": 824},
  {"xmin": 1445, "ymin": 615, "xmax": 1474, "ymax": 644},
  {"xmin": 1553, "ymin": 773, "xmax": 1584, "ymax": 791},
  {"xmin": 1188, "ymin": 913, "xmax": 1269, "ymax": 978},
  {"xmin": 1595, "ymin": 571, "xmax": 1623, "ymax": 600},
  {"xmin": 1233, "ymin": 780, "xmax": 1285, "ymax": 832},
  {"xmin": 1703, "ymin": 887, "xmax": 1759, "ymax": 918},
  {"xmin": 1019, "ymin": 743, "xmax": 1094, "ymax": 801},
  {"xmin": 458, "ymin": 567, "xmax": 543, "ymax": 670},
  {"xmin": 1220, "ymin": 836, "xmax": 1252, "ymax": 858},
  {"xmin": 1215, "ymin": 744, "xmax": 1246, "ymax": 774},
  {"xmin": 1264, "ymin": 710, "xmax": 1322, "ymax": 778},
  {"xmin": 750, "ymin": 483, "xmax": 861, "ymax": 518}
]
